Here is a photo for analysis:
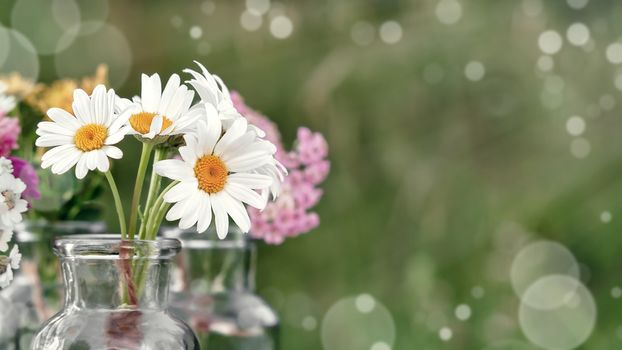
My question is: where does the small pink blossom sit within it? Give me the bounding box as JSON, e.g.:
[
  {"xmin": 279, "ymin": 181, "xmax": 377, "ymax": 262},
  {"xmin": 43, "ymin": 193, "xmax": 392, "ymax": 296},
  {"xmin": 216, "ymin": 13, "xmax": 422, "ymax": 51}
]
[
  {"xmin": 9, "ymin": 156, "xmax": 40, "ymax": 201},
  {"xmin": 232, "ymin": 92, "xmax": 330, "ymax": 245},
  {"xmin": 0, "ymin": 113, "xmax": 20, "ymax": 158}
]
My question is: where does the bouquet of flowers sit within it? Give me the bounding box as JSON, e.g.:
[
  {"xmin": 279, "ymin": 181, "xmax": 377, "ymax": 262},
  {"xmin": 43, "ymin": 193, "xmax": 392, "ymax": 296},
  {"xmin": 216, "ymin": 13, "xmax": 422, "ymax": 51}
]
[{"xmin": 0, "ymin": 156, "xmax": 26, "ymax": 289}]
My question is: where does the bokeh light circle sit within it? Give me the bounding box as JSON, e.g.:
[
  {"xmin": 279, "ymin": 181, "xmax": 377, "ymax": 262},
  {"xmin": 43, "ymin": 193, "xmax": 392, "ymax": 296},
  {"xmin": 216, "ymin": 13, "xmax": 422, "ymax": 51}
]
[
  {"xmin": 538, "ymin": 30, "xmax": 563, "ymax": 55},
  {"xmin": 55, "ymin": 22, "xmax": 132, "ymax": 88},
  {"xmin": 379, "ymin": 21, "xmax": 403, "ymax": 44},
  {"xmin": 435, "ymin": 0, "xmax": 462, "ymax": 25},
  {"xmin": 0, "ymin": 27, "xmax": 40, "ymax": 92},
  {"xmin": 566, "ymin": 23, "xmax": 590, "ymax": 46},
  {"xmin": 270, "ymin": 15, "xmax": 294, "ymax": 39},
  {"xmin": 11, "ymin": 0, "xmax": 81, "ymax": 55},
  {"xmin": 321, "ymin": 295, "xmax": 395, "ymax": 350},
  {"xmin": 510, "ymin": 240, "xmax": 580, "ymax": 308},
  {"xmin": 606, "ymin": 43, "xmax": 622, "ymax": 64},
  {"xmin": 570, "ymin": 138, "xmax": 590, "ymax": 159},
  {"xmin": 465, "ymin": 61, "xmax": 486, "ymax": 81},
  {"xmin": 519, "ymin": 275, "xmax": 596, "ymax": 350},
  {"xmin": 566, "ymin": 115, "xmax": 586, "ymax": 136}
]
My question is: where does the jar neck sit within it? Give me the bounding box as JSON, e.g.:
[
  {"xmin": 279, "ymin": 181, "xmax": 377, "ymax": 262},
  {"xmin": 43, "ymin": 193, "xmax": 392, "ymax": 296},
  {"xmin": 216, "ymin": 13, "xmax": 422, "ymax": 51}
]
[
  {"xmin": 56, "ymin": 235, "xmax": 180, "ymax": 311},
  {"xmin": 61, "ymin": 256, "xmax": 173, "ymax": 311}
]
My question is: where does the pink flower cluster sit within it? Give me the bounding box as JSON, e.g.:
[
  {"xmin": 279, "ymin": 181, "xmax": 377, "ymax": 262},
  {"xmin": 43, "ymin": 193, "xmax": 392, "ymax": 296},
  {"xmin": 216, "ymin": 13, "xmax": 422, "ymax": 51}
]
[
  {"xmin": 231, "ymin": 92, "xmax": 330, "ymax": 245},
  {"xmin": 0, "ymin": 111, "xmax": 40, "ymax": 201},
  {"xmin": 0, "ymin": 111, "xmax": 20, "ymax": 158}
]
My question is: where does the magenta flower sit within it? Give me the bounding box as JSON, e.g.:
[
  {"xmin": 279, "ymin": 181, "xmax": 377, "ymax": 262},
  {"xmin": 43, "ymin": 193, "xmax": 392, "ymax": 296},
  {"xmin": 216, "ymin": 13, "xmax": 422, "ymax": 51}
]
[
  {"xmin": 232, "ymin": 92, "xmax": 330, "ymax": 245},
  {"xmin": 9, "ymin": 156, "xmax": 40, "ymax": 201},
  {"xmin": 0, "ymin": 112, "xmax": 20, "ymax": 158}
]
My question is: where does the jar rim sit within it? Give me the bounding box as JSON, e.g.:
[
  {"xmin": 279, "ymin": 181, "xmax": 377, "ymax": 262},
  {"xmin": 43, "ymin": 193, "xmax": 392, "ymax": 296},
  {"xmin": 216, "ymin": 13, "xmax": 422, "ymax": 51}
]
[
  {"xmin": 15, "ymin": 220, "xmax": 107, "ymax": 243},
  {"xmin": 54, "ymin": 234, "xmax": 182, "ymax": 260}
]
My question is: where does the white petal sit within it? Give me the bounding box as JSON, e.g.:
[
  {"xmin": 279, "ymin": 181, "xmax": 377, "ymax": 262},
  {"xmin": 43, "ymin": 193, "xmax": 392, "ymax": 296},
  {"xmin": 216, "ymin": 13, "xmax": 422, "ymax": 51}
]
[
  {"xmin": 41, "ymin": 145, "xmax": 77, "ymax": 169},
  {"xmin": 86, "ymin": 151, "xmax": 99, "ymax": 170},
  {"xmin": 219, "ymin": 131, "xmax": 257, "ymax": 162},
  {"xmin": 178, "ymin": 193, "xmax": 201, "ymax": 229},
  {"xmin": 214, "ymin": 118, "xmax": 247, "ymax": 156},
  {"xmin": 75, "ymin": 155, "xmax": 88, "ymax": 179},
  {"xmin": 141, "ymin": 73, "xmax": 162, "ymax": 113},
  {"xmin": 159, "ymin": 74, "xmax": 181, "ymax": 116},
  {"xmin": 178, "ymin": 146, "xmax": 197, "ymax": 165},
  {"xmin": 96, "ymin": 150, "xmax": 110, "ymax": 172},
  {"xmin": 144, "ymin": 114, "xmax": 163, "ymax": 138},
  {"xmin": 164, "ymin": 181, "xmax": 197, "ymax": 203},
  {"xmin": 35, "ymin": 135, "xmax": 73, "ymax": 147},
  {"xmin": 226, "ymin": 152, "xmax": 272, "ymax": 172},
  {"xmin": 227, "ymin": 173, "xmax": 273, "ymax": 189},
  {"xmin": 51, "ymin": 149, "xmax": 81, "ymax": 174},
  {"xmin": 46, "ymin": 108, "xmax": 81, "ymax": 130},
  {"xmin": 72, "ymin": 89, "xmax": 92, "ymax": 123},
  {"xmin": 36, "ymin": 121, "xmax": 75, "ymax": 137},
  {"xmin": 109, "ymin": 105, "xmax": 137, "ymax": 134},
  {"xmin": 225, "ymin": 183, "xmax": 266, "ymax": 210},
  {"xmin": 105, "ymin": 129, "xmax": 127, "ymax": 145},
  {"xmin": 196, "ymin": 192, "xmax": 212, "ymax": 233},
  {"xmin": 103, "ymin": 146, "xmax": 123, "ymax": 159},
  {"xmin": 210, "ymin": 194, "xmax": 229, "ymax": 239},
  {"xmin": 218, "ymin": 192, "xmax": 251, "ymax": 233},
  {"xmin": 154, "ymin": 159, "xmax": 194, "ymax": 181},
  {"xmin": 92, "ymin": 85, "xmax": 107, "ymax": 125}
]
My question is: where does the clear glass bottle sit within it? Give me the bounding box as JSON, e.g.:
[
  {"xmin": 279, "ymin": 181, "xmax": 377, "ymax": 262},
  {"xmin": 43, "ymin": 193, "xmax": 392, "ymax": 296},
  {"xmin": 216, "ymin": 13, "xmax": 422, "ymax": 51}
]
[
  {"xmin": 0, "ymin": 220, "xmax": 107, "ymax": 349},
  {"xmin": 162, "ymin": 227, "xmax": 279, "ymax": 350},
  {"xmin": 31, "ymin": 234, "xmax": 199, "ymax": 349}
]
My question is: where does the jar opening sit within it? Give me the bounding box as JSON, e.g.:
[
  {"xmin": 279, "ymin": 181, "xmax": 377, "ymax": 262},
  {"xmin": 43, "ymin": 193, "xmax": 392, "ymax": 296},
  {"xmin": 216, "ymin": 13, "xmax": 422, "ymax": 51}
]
[{"xmin": 54, "ymin": 234, "xmax": 181, "ymax": 260}]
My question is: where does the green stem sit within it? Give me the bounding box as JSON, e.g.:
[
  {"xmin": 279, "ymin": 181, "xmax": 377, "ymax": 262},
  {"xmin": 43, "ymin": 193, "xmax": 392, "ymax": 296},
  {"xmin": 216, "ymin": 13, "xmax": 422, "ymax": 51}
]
[
  {"xmin": 144, "ymin": 181, "xmax": 178, "ymax": 240},
  {"xmin": 104, "ymin": 171, "xmax": 127, "ymax": 239},
  {"xmin": 128, "ymin": 143, "xmax": 154, "ymax": 240},
  {"xmin": 138, "ymin": 148, "xmax": 166, "ymax": 238}
]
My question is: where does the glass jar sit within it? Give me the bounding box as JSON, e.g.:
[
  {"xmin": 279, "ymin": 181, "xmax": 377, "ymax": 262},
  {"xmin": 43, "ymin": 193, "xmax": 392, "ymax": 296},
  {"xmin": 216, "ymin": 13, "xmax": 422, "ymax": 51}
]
[
  {"xmin": 162, "ymin": 227, "xmax": 279, "ymax": 350},
  {"xmin": 31, "ymin": 234, "xmax": 199, "ymax": 349},
  {"xmin": 0, "ymin": 220, "xmax": 107, "ymax": 349}
]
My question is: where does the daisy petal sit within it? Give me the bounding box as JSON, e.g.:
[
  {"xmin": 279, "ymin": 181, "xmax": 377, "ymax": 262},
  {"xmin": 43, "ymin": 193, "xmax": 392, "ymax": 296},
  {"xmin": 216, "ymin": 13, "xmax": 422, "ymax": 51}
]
[
  {"xmin": 141, "ymin": 74, "xmax": 162, "ymax": 113},
  {"xmin": 218, "ymin": 192, "xmax": 251, "ymax": 233},
  {"xmin": 196, "ymin": 192, "xmax": 212, "ymax": 233},
  {"xmin": 164, "ymin": 181, "xmax": 197, "ymax": 203},
  {"xmin": 103, "ymin": 146, "xmax": 123, "ymax": 159},
  {"xmin": 154, "ymin": 159, "xmax": 194, "ymax": 181},
  {"xmin": 46, "ymin": 108, "xmax": 81, "ymax": 130},
  {"xmin": 225, "ymin": 183, "xmax": 266, "ymax": 210},
  {"xmin": 227, "ymin": 173, "xmax": 273, "ymax": 189},
  {"xmin": 210, "ymin": 194, "xmax": 229, "ymax": 239}
]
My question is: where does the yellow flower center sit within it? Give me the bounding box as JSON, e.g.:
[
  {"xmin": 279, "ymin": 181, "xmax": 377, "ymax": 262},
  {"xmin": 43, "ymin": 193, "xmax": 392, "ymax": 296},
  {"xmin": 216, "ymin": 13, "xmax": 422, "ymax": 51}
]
[
  {"xmin": 74, "ymin": 123, "xmax": 107, "ymax": 151},
  {"xmin": 194, "ymin": 155, "xmax": 228, "ymax": 194},
  {"xmin": 129, "ymin": 112, "xmax": 173, "ymax": 135}
]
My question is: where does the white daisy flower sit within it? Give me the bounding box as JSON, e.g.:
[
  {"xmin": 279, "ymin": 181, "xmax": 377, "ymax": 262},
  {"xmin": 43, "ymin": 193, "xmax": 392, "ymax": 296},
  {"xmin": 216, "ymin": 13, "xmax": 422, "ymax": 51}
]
[
  {"xmin": 0, "ymin": 82, "xmax": 16, "ymax": 114},
  {"xmin": 35, "ymin": 85, "xmax": 129, "ymax": 179},
  {"xmin": 120, "ymin": 73, "xmax": 196, "ymax": 141},
  {"xmin": 0, "ymin": 227, "xmax": 12, "ymax": 252},
  {"xmin": 0, "ymin": 157, "xmax": 13, "ymax": 175},
  {"xmin": 184, "ymin": 62, "xmax": 242, "ymax": 126},
  {"xmin": 0, "ymin": 245, "xmax": 21, "ymax": 289},
  {"xmin": 154, "ymin": 112, "xmax": 279, "ymax": 239},
  {"xmin": 0, "ymin": 173, "xmax": 27, "ymax": 229}
]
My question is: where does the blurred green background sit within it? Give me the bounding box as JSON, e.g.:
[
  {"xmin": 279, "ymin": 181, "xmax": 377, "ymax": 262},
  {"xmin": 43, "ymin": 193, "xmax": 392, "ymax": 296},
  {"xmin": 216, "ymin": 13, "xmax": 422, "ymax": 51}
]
[{"xmin": 4, "ymin": 0, "xmax": 622, "ymax": 348}]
